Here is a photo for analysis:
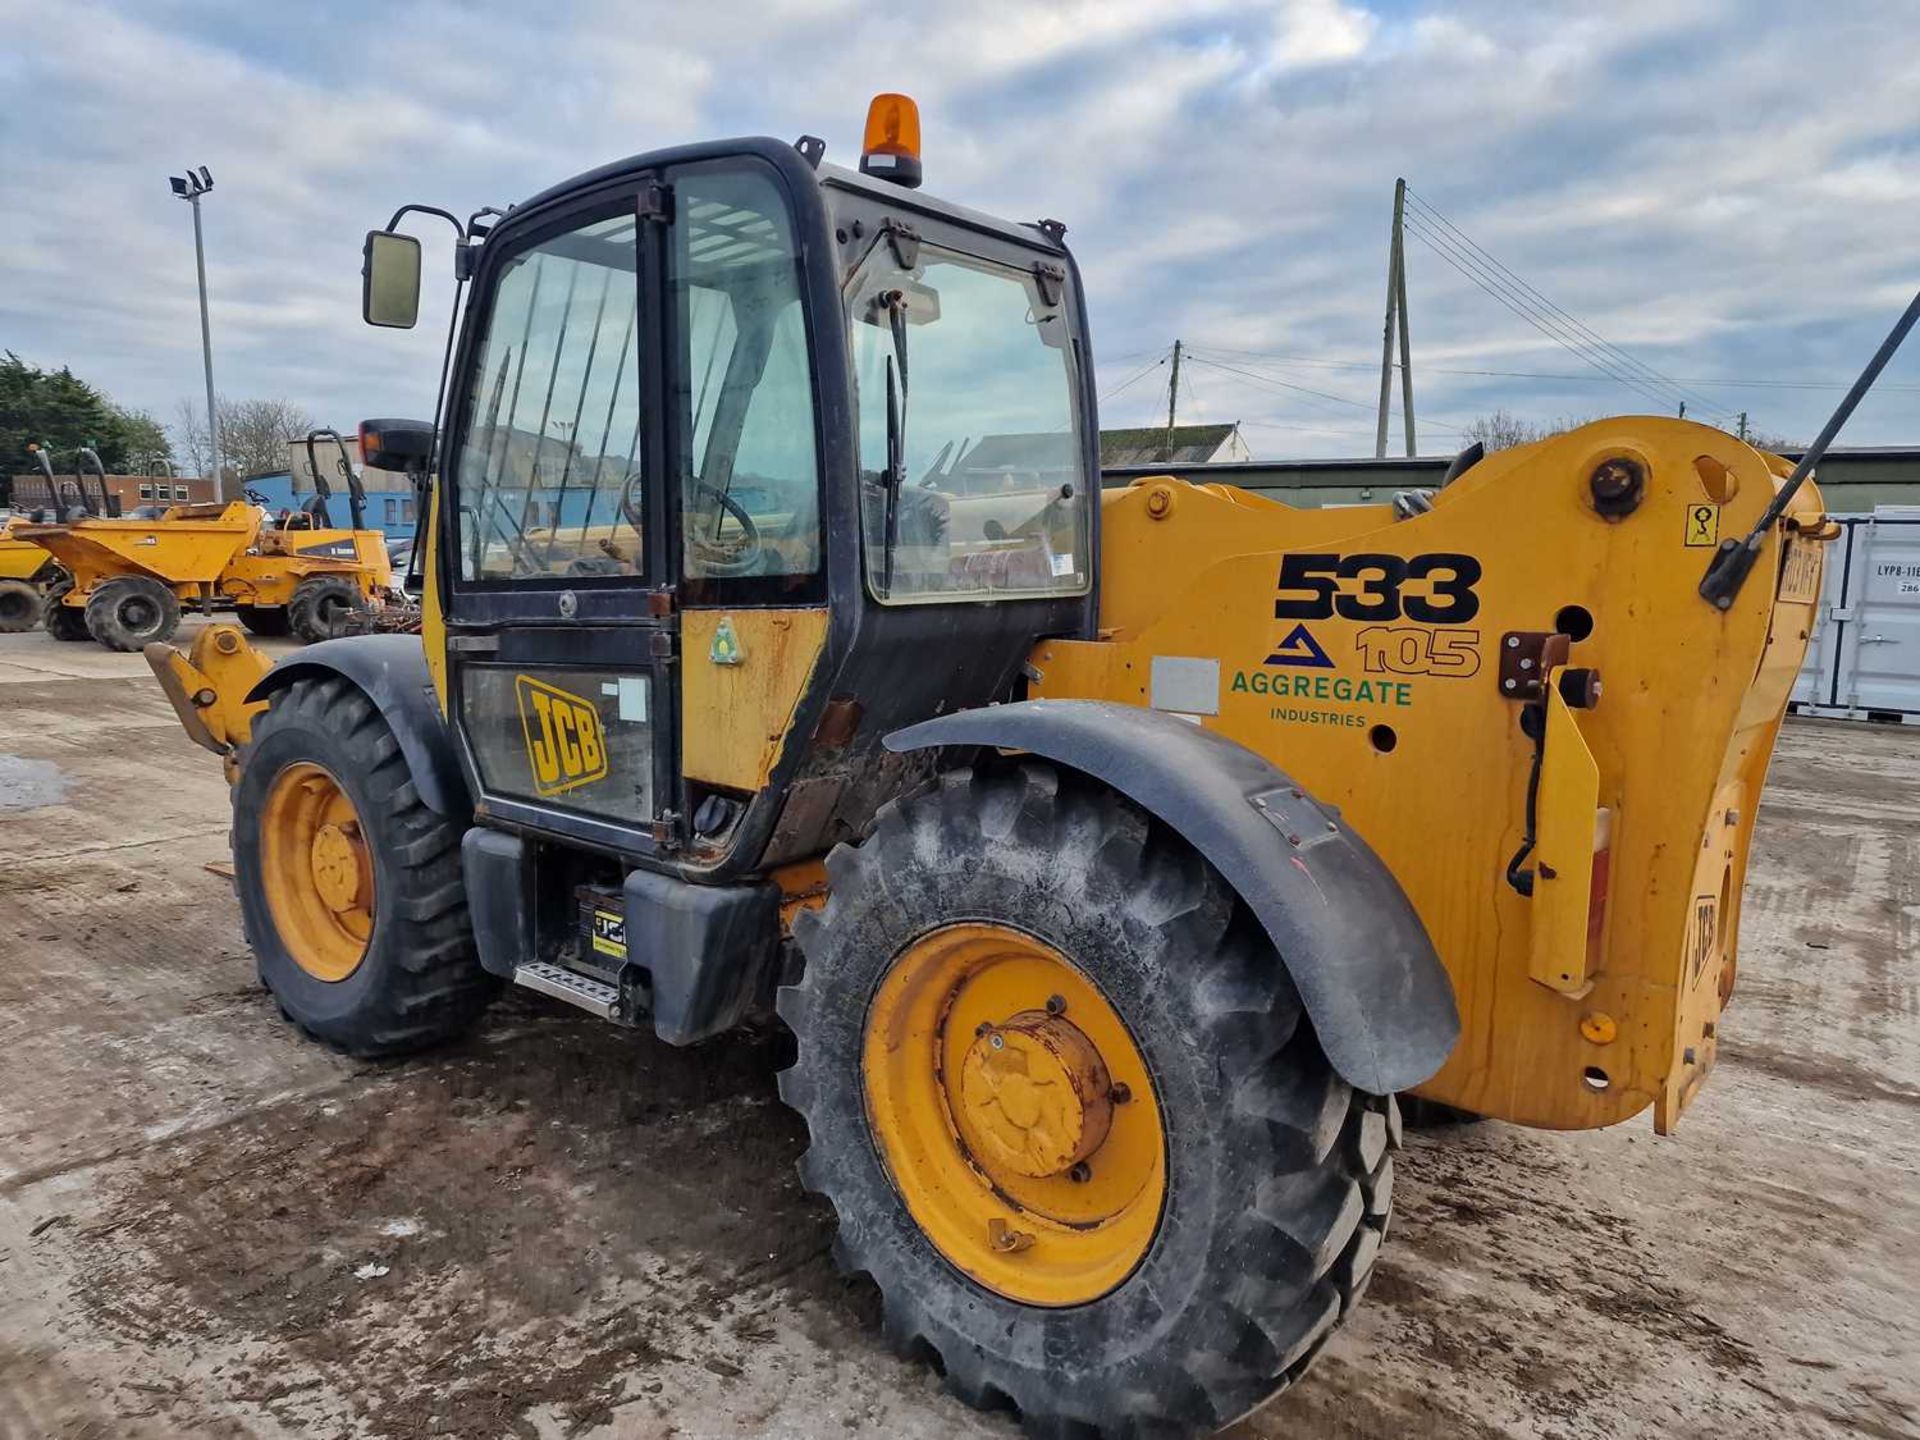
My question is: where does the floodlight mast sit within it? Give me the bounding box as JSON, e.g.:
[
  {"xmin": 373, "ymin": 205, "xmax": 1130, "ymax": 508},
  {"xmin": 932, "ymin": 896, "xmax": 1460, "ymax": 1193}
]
[{"xmin": 170, "ymin": 166, "xmax": 221, "ymax": 489}]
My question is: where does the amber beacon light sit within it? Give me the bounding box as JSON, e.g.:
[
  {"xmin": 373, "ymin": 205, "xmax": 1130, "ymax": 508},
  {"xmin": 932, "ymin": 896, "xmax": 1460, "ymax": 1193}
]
[{"xmin": 859, "ymin": 93, "xmax": 923, "ymax": 189}]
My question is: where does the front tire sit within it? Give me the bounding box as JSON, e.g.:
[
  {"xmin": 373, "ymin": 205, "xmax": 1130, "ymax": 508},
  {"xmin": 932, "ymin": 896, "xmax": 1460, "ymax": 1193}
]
[
  {"xmin": 0, "ymin": 579, "xmax": 38, "ymax": 633},
  {"xmin": 235, "ymin": 603, "xmax": 292, "ymax": 637},
  {"xmin": 779, "ymin": 763, "xmax": 1396, "ymax": 1439},
  {"xmin": 288, "ymin": 575, "xmax": 365, "ymax": 644},
  {"xmin": 85, "ymin": 575, "xmax": 181, "ymax": 650},
  {"xmin": 42, "ymin": 580, "xmax": 93, "ymax": 642},
  {"xmin": 232, "ymin": 676, "xmax": 497, "ymax": 1055}
]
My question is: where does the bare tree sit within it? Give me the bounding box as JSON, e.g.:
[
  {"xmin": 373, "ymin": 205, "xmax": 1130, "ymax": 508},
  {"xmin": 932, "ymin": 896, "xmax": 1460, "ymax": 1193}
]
[
  {"xmin": 1462, "ymin": 410, "xmax": 1598, "ymax": 452},
  {"xmin": 1463, "ymin": 408, "xmax": 1539, "ymax": 452},
  {"xmin": 171, "ymin": 394, "xmax": 318, "ymax": 486}
]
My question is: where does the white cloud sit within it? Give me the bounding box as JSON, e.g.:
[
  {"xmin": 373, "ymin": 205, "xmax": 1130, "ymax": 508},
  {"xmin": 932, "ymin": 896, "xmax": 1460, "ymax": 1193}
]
[{"xmin": 1, "ymin": 0, "xmax": 1917, "ymax": 460}]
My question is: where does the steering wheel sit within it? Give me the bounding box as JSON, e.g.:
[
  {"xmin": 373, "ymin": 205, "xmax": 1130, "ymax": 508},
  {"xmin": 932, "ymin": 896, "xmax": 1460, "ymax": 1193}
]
[
  {"xmin": 685, "ymin": 480, "xmax": 763, "ymax": 577},
  {"xmin": 618, "ymin": 470, "xmax": 646, "ymax": 535}
]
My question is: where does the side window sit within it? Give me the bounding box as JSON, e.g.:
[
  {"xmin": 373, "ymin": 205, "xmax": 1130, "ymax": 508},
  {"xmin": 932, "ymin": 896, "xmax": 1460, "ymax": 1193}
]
[
  {"xmin": 452, "ymin": 206, "xmax": 645, "ymax": 582},
  {"xmin": 670, "ymin": 168, "xmax": 821, "ymax": 588},
  {"xmin": 848, "ymin": 245, "xmax": 1089, "ymax": 604}
]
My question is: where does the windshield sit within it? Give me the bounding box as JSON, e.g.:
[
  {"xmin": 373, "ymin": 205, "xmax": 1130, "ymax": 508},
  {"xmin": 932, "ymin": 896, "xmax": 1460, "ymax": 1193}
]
[{"xmin": 848, "ymin": 240, "xmax": 1089, "ymax": 603}]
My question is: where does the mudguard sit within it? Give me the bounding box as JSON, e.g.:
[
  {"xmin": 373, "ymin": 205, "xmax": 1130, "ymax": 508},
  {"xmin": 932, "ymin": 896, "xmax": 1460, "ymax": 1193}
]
[
  {"xmin": 247, "ymin": 635, "xmax": 469, "ymax": 817},
  {"xmin": 886, "ymin": 698, "xmax": 1458, "ymax": 1095}
]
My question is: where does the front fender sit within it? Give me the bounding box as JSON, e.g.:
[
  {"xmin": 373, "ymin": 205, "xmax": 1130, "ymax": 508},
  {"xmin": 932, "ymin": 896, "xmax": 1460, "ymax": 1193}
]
[
  {"xmin": 886, "ymin": 699, "xmax": 1458, "ymax": 1095},
  {"xmin": 247, "ymin": 635, "xmax": 468, "ymax": 817}
]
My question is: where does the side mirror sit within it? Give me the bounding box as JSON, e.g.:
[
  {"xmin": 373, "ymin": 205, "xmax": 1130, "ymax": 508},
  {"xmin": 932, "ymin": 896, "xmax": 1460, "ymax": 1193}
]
[
  {"xmin": 362, "ymin": 230, "xmax": 422, "ymax": 329},
  {"xmin": 359, "ymin": 417, "xmax": 435, "ymax": 475}
]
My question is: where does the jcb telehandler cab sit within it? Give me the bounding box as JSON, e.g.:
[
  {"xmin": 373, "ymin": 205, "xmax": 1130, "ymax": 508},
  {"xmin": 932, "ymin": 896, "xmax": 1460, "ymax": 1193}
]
[{"xmin": 151, "ymin": 95, "xmax": 1845, "ymax": 1437}]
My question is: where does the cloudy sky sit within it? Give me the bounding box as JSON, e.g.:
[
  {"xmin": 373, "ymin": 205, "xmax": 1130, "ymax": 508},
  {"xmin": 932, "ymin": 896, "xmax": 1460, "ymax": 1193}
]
[{"xmin": 3, "ymin": 0, "xmax": 1918, "ymax": 461}]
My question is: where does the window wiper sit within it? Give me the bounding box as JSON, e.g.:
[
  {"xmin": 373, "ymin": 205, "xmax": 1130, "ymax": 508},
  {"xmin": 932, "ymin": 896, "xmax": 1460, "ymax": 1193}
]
[
  {"xmin": 880, "ymin": 289, "xmax": 911, "ymax": 595},
  {"xmin": 882, "ymin": 353, "xmax": 902, "ymax": 595}
]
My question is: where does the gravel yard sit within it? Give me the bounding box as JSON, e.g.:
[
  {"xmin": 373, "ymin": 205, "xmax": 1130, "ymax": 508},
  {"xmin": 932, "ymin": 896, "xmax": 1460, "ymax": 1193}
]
[{"xmin": 1, "ymin": 622, "xmax": 1915, "ymax": 1440}]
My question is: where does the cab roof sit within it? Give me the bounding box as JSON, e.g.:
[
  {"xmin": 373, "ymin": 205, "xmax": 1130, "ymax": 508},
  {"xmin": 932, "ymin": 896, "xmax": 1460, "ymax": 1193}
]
[{"xmin": 502, "ymin": 135, "xmax": 1068, "ymax": 256}]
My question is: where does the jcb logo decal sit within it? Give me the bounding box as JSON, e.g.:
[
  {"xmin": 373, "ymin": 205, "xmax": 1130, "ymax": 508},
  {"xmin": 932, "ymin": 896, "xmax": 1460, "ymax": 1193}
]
[{"xmin": 515, "ymin": 675, "xmax": 608, "ymax": 796}]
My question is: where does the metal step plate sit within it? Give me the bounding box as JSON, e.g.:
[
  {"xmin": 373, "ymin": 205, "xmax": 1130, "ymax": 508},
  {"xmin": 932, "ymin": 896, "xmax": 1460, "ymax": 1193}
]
[{"xmin": 512, "ymin": 960, "xmax": 620, "ymax": 1020}]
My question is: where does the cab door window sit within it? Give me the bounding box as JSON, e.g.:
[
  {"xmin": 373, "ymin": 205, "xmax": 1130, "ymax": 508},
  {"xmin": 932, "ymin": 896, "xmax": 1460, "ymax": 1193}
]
[
  {"xmin": 669, "ymin": 166, "xmax": 822, "ymax": 596},
  {"xmin": 452, "ymin": 207, "xmax": 646, "ymax": 583}
]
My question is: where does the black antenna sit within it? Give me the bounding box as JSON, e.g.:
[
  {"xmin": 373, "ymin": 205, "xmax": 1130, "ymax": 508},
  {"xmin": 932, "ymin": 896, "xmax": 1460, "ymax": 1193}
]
[{"xmin": 1701, "ymin": 285, "xmax": 1920, "ymax": 609}]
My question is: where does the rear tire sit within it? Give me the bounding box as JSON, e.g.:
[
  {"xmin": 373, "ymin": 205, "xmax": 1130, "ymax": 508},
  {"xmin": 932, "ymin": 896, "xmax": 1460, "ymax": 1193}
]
[
  {"xmin": 235, "ymin": 604, "xmax": 292, "ymax": 637},
  {"xmin": 84, "ymin": 576, "xmax": 181, "ymax": 650},
  {"xmin": 288, "ymin": 575, "xmax": 365, "ymax": 644},
  {"xmin": 0, "ymin": 580, "xmax": 38, "ymax": 633},
  {"xmin": 779, "ymin": 763, "xmax": 1397, "ymax": 1439},
  {"xmin": 232, "ymin": 676, "xmax": 497, "ymax": 1056},
  {"xmin": 42, "ymin": 580, "xmax": 93, "ymax": 642}
]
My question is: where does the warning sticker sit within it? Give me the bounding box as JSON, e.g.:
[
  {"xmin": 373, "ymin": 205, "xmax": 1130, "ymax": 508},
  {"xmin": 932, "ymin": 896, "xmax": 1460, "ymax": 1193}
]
[
  {"xmin": 1684, "ymin": 503, "xmax": 1721, "ymax": 548},
  {"xmin": 1779, "ymin": 538, "xmax": 1822, "ymax": 604}
]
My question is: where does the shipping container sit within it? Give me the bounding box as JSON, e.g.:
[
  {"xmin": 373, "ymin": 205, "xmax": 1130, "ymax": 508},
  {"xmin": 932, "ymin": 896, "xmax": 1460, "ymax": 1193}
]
[{"xmin": 1791, "ymin": 508, "xmax": 1920, "ymax": 724}]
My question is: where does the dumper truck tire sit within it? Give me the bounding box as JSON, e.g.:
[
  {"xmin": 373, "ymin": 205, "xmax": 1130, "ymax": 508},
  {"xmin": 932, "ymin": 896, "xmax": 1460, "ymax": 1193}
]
[
  {"xmin": 235, "ymin": 604, "xmax": 292, "ymax": 637},
  {"xmin": 779, "ymin": 762, "xmax": 1396, "ymax": 1439},
  {"xmin": 42, "ymin": 580, "xmax": 94, "ymax": 643},
  {"xmin": 85, "ymin": 576, "xmax": 181, "ymax": 651},
  {"xmin": 231, "ymin": 675, "xmax": 497, "ymax": 1056},
  {"xmin": 0, "ymin": 580, "xmax": 38, "ymax": 633},
  {"xmin": 288, "ymin": 576, "xmax": 366, "ymax": 644}
]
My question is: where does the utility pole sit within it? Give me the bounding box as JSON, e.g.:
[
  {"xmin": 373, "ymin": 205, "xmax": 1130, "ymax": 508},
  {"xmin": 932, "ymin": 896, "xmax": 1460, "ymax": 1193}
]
[
  {"xmin": 1375, "ymin": 178, "xmax": 1416, "ymax": 458},
  {"xmin": 1737, "ymin": 411, "xmax": 1749, "ymax": 441},
  {"xmin": 1164, "ymin": 339, "xmax": 1183, "ymax": 459},
  {"xmin": 170, "ymin": 167, "xmax": 221, "ymax": 487}
]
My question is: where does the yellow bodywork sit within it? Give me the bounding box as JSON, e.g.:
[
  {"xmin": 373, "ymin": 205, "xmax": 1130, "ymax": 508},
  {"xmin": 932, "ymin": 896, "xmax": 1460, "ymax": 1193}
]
[
  {"xmin": 144, "ymin": 623, "xmax": 270, "ymax": 777},
  {"xmin": 1029, "ymin": 418, "xmax": 1826, "ymax": 1133},
  {"xmin": 681, "ymin": 609, "xmax": 830, "ymax": 791},
  {"xmin": 0, "ymin": 518, "xmax": 54, "ymax": 582}
]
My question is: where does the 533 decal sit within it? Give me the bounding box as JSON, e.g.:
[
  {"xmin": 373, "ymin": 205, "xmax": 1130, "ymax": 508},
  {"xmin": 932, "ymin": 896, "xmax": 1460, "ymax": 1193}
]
[{"xmin": 1273, "ymin": 552, "xmax": 1482, "ymax": 624}]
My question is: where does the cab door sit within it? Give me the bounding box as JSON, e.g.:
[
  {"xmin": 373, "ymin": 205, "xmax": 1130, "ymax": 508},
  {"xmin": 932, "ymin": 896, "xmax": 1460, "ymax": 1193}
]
[{"xmin": 438, "ymin": 181, "xmax": 678, "ymax": 857}]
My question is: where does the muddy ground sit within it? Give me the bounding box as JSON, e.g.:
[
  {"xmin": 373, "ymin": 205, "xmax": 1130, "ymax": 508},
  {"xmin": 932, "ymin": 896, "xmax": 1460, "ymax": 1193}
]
[{"xmin": 0, "ymin": 622, "xmax": 1915, "ymax": 1440}]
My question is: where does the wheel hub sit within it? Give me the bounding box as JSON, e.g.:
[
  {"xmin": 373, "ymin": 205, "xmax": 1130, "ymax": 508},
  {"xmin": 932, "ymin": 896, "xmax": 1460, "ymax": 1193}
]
[
  {"xmin": 960, "ymin": 1011, "xmax": 1112, "ymax": 1179},
  {"xmin": 860, "ymin": 922, "xmax": 1166, "ymax": 1307},
  {"xmin": 308, "ymin": 822, "xmax": 365, "ymax": 913},
  {"xmin": 260, "ymin": 761, "xmax": 373, "ymax": 982}
]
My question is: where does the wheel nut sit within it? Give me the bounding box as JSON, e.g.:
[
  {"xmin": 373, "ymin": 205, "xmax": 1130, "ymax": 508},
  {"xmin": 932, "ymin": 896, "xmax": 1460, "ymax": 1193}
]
[
  {"xmin": 975, "ymin": 1021, "xmax": 993, "ymax": 1037},
  {"xmin": 1109, "ymin": 1082, "xmax": 1132, "ymax": 1105},
  {"xmin": 1067, "ymin": 1162, "xmax": 1091, "ymax": 1184},
  {"xmin": 1045, "ymin": 994, "xmax": 1067, "ymax": 1015}
]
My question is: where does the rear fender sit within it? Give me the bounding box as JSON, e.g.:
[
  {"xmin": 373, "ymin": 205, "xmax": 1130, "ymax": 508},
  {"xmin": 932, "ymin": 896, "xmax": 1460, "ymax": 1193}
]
[
  {"xmin": 246, "ymin": 635, "xmax": 468, "ymax": 816},
  {"xmin": 886, "ymin": 698, "xmax": 1458, "ymax": 1095}
]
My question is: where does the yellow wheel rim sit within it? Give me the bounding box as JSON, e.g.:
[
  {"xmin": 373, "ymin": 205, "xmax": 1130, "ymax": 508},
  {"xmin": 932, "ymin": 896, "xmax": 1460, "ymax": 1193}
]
[
  {"xmin": 260, "ymin": 761, "xmax": 373, "ymax": 982},
  {"xmin": 862, "ymin": 923, "xmax": 1166, "ymax": 1306}
]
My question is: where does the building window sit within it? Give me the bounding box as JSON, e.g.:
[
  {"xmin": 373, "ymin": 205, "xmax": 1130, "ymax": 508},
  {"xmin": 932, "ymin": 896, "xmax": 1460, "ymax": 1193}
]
[
  {"xmin": 402, "ymin": 498, "xmax": 416, "ymax": 523},
  {"xmin": 138, "ymin": 484, "xmax": 153, "ymax": 499},
  {"xmin": 174, "ymin": 485, "xmax": 190, "ymax": 500}
]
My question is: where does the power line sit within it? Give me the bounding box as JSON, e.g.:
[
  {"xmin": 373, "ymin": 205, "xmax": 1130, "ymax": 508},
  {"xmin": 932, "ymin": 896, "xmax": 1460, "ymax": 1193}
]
[
  {"xmin": 1400, "ymin": 209, "xmax": 1702, "ymax": 418},
  {"xmin": 1407, "ymin": 191, "xmax": 1737, "ymax": 421},
  {"xmin": 1184, "ymin": 350, "xmax": 1469, "ymax": 434},
  {"xmin": 1098, "ymin": 350, "xmax": 1168, "ymax": 403},
  {"xmin": 1165, "ymin": 342, "xmax": 1920, "ymax": 395},
  {"xmin": 1402, "ymin": 189, "xmax": 1736, "ymax": 422}
]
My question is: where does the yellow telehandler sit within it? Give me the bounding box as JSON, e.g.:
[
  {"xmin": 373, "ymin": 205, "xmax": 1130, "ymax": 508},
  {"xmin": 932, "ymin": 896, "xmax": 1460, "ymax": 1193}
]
[{"xmin": 149, "ymin": 94, "xmax": 1886, "ymax": 1437}]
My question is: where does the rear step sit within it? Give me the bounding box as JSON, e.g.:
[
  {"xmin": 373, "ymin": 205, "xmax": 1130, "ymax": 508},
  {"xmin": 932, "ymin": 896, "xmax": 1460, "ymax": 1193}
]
[{"xmin": 513, "ymin": 960, "xmax": 619, "ymax": 1019}]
